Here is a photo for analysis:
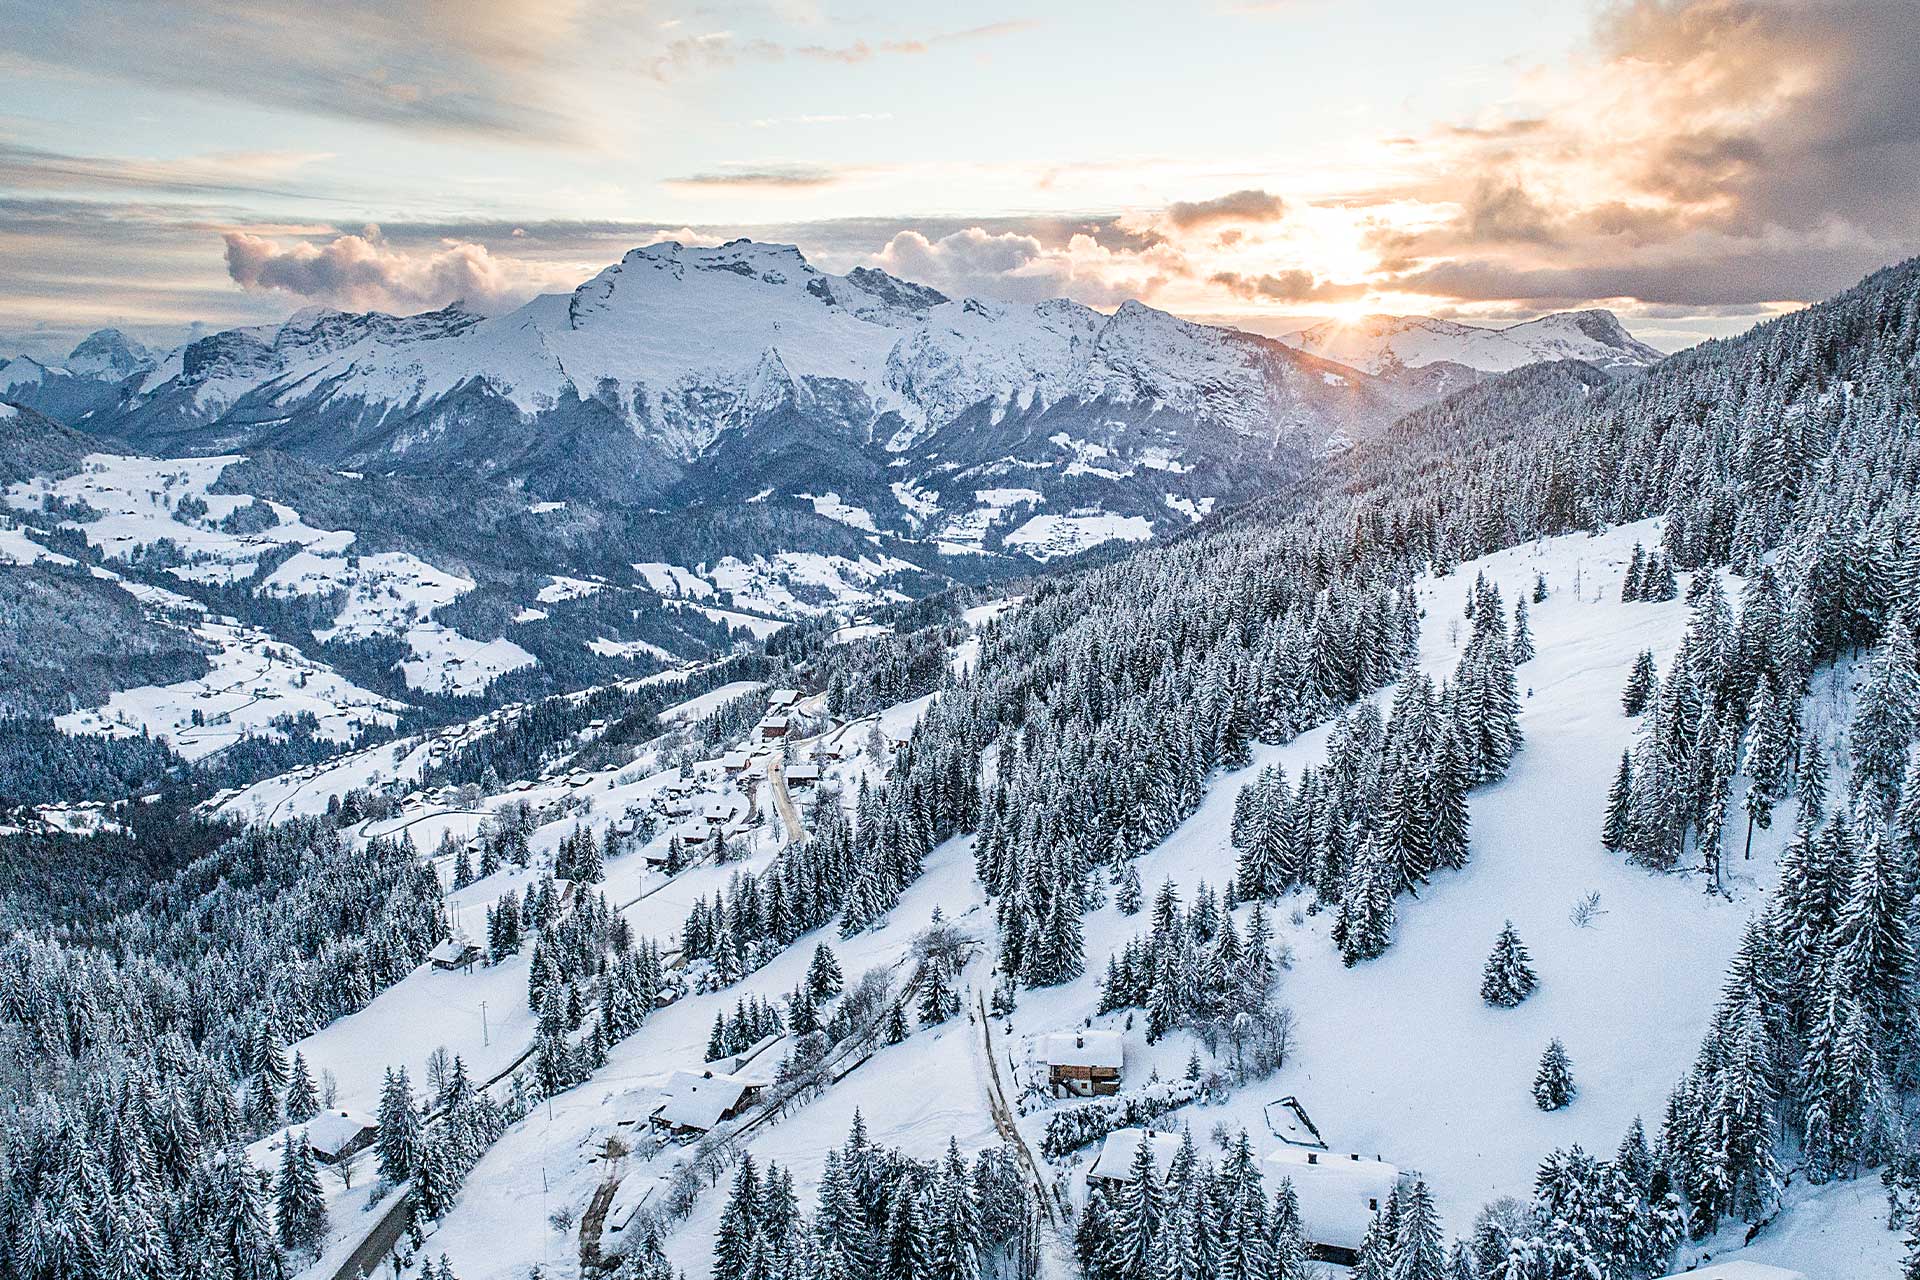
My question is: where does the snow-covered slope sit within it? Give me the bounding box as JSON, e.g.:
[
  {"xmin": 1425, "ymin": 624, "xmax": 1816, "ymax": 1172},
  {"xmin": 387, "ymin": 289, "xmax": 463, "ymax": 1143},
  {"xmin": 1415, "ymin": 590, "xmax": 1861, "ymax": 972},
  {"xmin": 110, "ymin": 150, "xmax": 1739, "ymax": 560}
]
[
  {"xmin": 234, "ymin": 520, "xmax": 1884, "ymax": 1280},
  {"xmin": 1280, "ymin": 309, "xmax": 1664, "ymax": 378}
]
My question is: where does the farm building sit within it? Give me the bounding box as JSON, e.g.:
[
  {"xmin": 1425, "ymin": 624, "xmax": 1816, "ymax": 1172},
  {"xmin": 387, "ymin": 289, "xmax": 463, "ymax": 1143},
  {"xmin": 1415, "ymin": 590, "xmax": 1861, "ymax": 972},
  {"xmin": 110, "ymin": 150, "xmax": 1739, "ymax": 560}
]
[
  {"xmin": 1087, "ymin": 1127, "xmax": 1183, "ymax": 1186},
  {"xmin": 1038, "ymin": 1029, "xmax": 1123, "ymax": 1096},
  {"xmin": 1263, "ymin": 1147, "xmax": 1405, "ymax": 1266},
  {"xmin": 428, "ymin": 937, "xmax": 482, "ymax": 971},
  {"xmin": 303, "ymin": 1110, "xmax": 379, "ymax": 1164},
  {"xmin": 649, "ymin": 1070, "xmax": 759, "ymax": 1136}
]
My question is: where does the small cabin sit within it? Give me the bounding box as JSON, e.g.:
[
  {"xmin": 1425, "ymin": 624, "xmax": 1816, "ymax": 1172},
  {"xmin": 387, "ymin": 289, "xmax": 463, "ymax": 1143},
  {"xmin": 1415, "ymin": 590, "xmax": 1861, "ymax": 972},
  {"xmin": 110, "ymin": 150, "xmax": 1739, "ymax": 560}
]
[
  {"xmin": 304, "ymin": 1110, "xmax": 378, "ymax": 1164},
  {"xmin": 1039, "ymin": 1029, "xmax": 1123, "ymax": 1097},
  {"xmin": 428, "ymin": 937, "xmax": 483, "ymax": 971},
  {"xmin": 649, "ymin": 1070, "xmax": 759, "ymax": 1137},
  {"xmin": 1263, "ymin": 1147, "xmax": 1406, "ymax": 1266},
  {"xmin": 1088, "ymin": 1128, "xmax": 1182, "ymax": 1186},
  {"xmin": 722, "ymin": 751, "xmax": 750, "ymax": 774}
]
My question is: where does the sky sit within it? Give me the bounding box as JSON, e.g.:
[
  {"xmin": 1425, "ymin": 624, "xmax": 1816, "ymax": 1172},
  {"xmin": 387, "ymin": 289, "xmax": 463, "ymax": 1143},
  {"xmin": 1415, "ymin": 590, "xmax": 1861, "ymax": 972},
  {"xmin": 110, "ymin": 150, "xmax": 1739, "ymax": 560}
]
[{"xmin": 2, "ymin": 0, "xmax": 1917, "ymax": 361}]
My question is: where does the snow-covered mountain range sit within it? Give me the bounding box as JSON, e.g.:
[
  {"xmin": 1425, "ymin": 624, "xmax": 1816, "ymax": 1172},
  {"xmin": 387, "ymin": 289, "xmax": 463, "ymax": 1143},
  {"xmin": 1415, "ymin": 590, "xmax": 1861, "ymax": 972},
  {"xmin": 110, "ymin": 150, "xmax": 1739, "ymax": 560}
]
[
  {"xmin": 4, "ymin": 244, "xmax": 1662, "ymax": 575},
  {"xmin": 51, "ymin": 242, "xmax": 1408, "ymax": 541},
  {"xmin": 1279, "ymin": 309, "xmax": 1664, "ymax": 386}
]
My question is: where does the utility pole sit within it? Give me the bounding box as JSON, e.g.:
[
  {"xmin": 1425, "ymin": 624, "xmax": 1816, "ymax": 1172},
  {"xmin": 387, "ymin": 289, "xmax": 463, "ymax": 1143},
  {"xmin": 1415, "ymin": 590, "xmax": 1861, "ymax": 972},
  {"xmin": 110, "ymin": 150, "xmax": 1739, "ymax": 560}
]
[{"xmin": 481, "ymin": 1000, "xmax": 489, "ymax": 1046}]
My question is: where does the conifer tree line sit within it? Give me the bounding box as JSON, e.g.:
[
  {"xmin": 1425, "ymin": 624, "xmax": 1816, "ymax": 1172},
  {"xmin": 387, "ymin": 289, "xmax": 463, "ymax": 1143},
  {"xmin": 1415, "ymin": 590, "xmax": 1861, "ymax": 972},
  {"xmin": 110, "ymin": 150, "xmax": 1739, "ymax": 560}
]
[
  {"xmin": 1226, "ymin": 572, "xmax": 1518, "ymax": 965},
  {"xmin": 676, "ymin": 1116, "xmax": 1034, "ymax": 1280},
  {"xmin": 1602, "ymin": 567, "xmax": 1816, "ymax": 878},
  {"xmin": 1095, "ymin": 879, "xmax": 1287, "ymax": 1070},
  {"xmin": 0, "ymin": 816, "xmax": 448, "ymax": 1280},
  {"xmin": 966, "ymin": 530, "xmax": 1424, "ymax": 994}
]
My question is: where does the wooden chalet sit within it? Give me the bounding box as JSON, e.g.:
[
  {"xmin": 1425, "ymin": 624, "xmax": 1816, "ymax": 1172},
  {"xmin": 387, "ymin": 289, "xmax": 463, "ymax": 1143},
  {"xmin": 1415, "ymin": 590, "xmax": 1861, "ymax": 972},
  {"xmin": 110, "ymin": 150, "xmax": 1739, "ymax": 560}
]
[{"xmin": 1039, "ymin": 1029, "xmax": 1123, "ymax": 1096}]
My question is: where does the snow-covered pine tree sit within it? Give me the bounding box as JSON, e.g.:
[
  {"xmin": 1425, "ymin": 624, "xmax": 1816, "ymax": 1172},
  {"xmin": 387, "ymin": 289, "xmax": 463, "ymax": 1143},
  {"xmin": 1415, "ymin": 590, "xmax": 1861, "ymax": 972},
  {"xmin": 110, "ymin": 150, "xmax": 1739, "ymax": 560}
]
[
  {"xmin": 1510, "ymin": 599, "xmax": 1535, "ymax": 665},
  {"xmin": 1480, "ymin": 922, "xmax": 1538, "ymax": 1007},
  {"xmin": 1621, "ymin": 650, "xmax": 1657, "ymax": 716},
  {"xmin": 1602, "ymin": 751, "xmax": 1634, "ymax": 851},
  {"xmin": 275, "ymin": 1131, "xmax": 328, "ymax": 1255},
  {"xmin": 1532, "ymin": 1039, "xmax": 1576, "ymax": 1111},
  {"xmin": 285, "ymin": 1051, "xmax": 319, "ymax": 1124}
]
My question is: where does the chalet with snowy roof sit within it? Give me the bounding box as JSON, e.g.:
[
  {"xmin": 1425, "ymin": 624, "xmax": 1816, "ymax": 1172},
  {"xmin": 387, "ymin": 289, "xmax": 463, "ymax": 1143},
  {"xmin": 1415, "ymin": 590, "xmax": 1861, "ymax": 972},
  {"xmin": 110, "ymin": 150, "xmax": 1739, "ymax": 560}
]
[
  {"xmin": 1087, "ymin": 1127, "xmax": 1182, "ymax": 1186},
  {"xmin": 1039, "ymin": 1029, "xmax": 1123, "ymax": 1096},
  {"xmin": 785, "ymin": 762, "xmax": 821, "ymax": 787},
  {"xmin": 1263, "ymin": 1147, "xmax": 1406, "ymax": 1266},
  {"xmin": 428, "ymin": 936, "xmax": 482, "ymax": 971},
  {"xmin": 661, "ymin": 794, "xmax": 694, "ymax": 818},
  {"xmin": 699, "ymin": 795, "xmax": 731, "ymax": 824},
  {"xmin": 768, "ymin": 689, "xmax": 800, "ymax": 709},
  {"xmin": 303, "ymin": 1110, "xmax": 378, "ymax": 1164},
  {"xmin": 722, "ymin": 751, "xmax": 750, "ymax": 774},
  {"xmin": 675, "ymin": 821, "xmax": 709, "ymax": 847},
  {"xmin": 649, "ymin": 1070, "xmax": 759, "ymax": 1136},
  {"xmin": 760, "ymin": 715, "xmax": 790, "ymax": 739}
]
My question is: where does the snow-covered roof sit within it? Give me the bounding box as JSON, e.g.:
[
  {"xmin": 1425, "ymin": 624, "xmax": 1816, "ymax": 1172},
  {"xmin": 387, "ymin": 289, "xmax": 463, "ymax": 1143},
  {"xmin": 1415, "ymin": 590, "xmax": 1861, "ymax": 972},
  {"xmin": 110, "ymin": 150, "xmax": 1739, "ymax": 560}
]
[
  {"xmin": 1655, "ymin": 1265, "xmax": 1806, "ymax": 1280},
  {"xmin": 428, "ymin": 937, "xmax": 479, "ymax": 964},
  {"xmin": 1088, "ymin": 1128, "xmax": 1182, "ymax": 1182},
  {"xmin": 302, "ymin": 1109, "xmax": 377, "ymax": 1156},
  {"xmin": 786, "ymin": 763, "xmax": 821, "ymax": 781},
  {"xmin": 1039, "ymin": 1029, "xmax": 1123, "ymax": 1070},
  {"xmin": 651, "ymin": 1070, "xmax": 751, "ymax": 1132},
  {"xmin": 1263, "ymin": 1147, "xmax": 1403, "ymax": 1253},
  {"xmin": 768, "ymin": 689, "xmax": 800, "ymax": 707}
]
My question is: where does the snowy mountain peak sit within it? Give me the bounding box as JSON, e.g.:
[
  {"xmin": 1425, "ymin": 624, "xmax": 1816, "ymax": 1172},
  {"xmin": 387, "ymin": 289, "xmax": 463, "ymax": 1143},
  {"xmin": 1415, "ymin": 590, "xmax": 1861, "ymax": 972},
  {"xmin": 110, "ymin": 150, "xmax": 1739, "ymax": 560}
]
[
  {"xmin": 66, "ymin": 329, "xmax": 156, "ymax": 381},
  {"xmin": 1280, "ymin": 308, "xmax": 1663, "ymax": 377}
]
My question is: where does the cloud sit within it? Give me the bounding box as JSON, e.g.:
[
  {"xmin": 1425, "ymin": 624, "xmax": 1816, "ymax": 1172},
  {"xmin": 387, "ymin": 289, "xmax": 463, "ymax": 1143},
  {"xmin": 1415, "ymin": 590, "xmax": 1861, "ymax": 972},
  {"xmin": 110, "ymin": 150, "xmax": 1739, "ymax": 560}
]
[
  {"xmin": 869, "ymin": 226, "xmax": 1186, "ymax": 307},
  {"xmin": 5, "ymin": 0, "xmax": 590, "ymax": 141},
  {"xmin": 1208, "ymin": 270, "xmax": 1367, "ymax": 303},
  {"xmin": 0, "ymin": 141, "xmax": 338, "ymax": 203},
  {"xmin": 647, "ymin": 19, "xmax": 1036, "ymax": 80},
  {"xmin": 664, "ymin": 165, "xmax": 848, "ymax": 189},
  {"xmin": 1163, "ymin": 189, "xmax": 1286, "ymax": 229},
  {"xmin": 222, "ymin": 229, "xmax": 573, "ymax": 313},
  {"xmin": 1366, "ymin": 0, "xmax": 1920, "ymax": 309}
]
